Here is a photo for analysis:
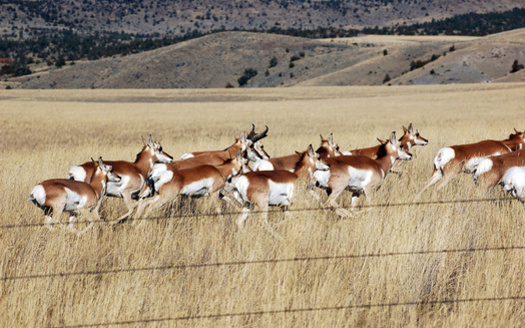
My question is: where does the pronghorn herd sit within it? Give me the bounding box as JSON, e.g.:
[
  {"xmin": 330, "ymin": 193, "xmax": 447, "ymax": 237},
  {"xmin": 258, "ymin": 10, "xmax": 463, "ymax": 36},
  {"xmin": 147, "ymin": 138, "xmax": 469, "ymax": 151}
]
[{"xmin": 27, "ymin": 124, "xmax": 525, "ymax": 236}]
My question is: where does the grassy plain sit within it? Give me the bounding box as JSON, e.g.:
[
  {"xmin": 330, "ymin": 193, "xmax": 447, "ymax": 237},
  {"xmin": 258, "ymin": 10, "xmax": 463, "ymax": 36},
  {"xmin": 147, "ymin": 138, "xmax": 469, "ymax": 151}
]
[{"xmin": 1, "ymin": 84, "xmax": 525, "ymax": 327}]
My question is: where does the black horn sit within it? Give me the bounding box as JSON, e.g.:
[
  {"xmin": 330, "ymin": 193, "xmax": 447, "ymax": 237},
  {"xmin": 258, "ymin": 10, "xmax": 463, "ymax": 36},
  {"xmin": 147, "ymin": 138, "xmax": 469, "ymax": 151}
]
[{"xmin": 247, "ymin": 124, "xmax": 269, "ymax": 143}]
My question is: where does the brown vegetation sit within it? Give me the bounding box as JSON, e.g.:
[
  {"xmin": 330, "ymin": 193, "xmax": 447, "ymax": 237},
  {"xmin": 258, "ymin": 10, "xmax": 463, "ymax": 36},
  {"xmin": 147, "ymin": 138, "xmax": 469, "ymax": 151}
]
[{"xmin": 2, "ymin": 84, "xmax": 525, "ymax": 326}]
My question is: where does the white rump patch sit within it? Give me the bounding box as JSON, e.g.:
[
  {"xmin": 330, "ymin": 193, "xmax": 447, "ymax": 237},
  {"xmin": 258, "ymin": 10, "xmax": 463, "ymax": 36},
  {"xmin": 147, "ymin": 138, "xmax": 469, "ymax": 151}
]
[
  {"xmin": 154, "ymin": 170, "xmax": 174, "ymax": 192},
  {"xmin": 434, "ymin": 147, "xmax": 455, "ymax": 171},
  {"xmin": 502, "ymin": 166, "xmax": 525, "ymax": 200},
  {"xmin": 232, "ymin": 176, "xmax": 251, "ymax": 202},
  {"xmin": 180, "ymin": 153, "xmax": 195, "ymax": 160},
  {"xmin": 181, "ymin": 178, "xmax": 214, "ymax": 197},
  {"xmin": 64, "ymin": 187, "xmax": 87, "ymax": 212},
  {"xmin": 341, "ymin": 150, "xmax": 352, "ymax": 156},
  {"xmin": 313, "ymin": 170, "xmax": 331, "ymax": 188},
  {"xmin": 472, "ymin": 158, "xmax": 493, "ymax": 177},
  {"xmin": 30, "ymin": 185, "xmax": 46, "ymax": 206},
  {"xmin": 68, "ymin": 166, "xmax": 87, "ymax": 182},
  {"xmin": 268, "ymin": 180, "xmax": 294, "ymax": 206},
  {"xmin": 253, "ymin": 160, "xmax": 274, "ymax": 172}
]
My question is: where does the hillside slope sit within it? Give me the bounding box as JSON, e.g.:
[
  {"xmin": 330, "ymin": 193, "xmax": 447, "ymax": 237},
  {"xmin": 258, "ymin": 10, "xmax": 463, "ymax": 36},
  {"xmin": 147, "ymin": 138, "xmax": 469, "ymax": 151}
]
[{"xmin": 10, "ymin": 29, "xmax": 525, "ymax": 89}]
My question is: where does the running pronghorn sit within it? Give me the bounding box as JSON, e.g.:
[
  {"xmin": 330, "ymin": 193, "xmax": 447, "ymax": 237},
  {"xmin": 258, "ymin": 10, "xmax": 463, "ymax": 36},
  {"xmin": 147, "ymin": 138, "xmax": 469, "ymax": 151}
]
[
  {"xmin": 225, "ymin": 145, "xmax": 329, "ymax": 230},
  {"xmin": 501, "ymin": 166, "xmax": 525, "ymax": 201},
  {"xmin": 180, "ymin": 124, "xmax": 269, "ymax": 161},
  {"xmin": 134, "ymin": 150, "xmax": 247, "ymax": 219},
  {"xmin": 143, "ymin": 133, "xmax": 257, "ymax": 198},
  {"xmin": 316, "ymin": 133, "xmax": 343, "ymax": 160},
  {"xmin": 314, "ymin": 132, "xmax": 412, "ymax": 217},
  {"xmin": 472, "ymin": 149, "xmax": 525, "ymax": 188},
  {"xmin": 418, "ymin": 129, "xmax": 525, "ymax": 196},
  {"xmin": 346, "ymin": 123, "xmax": 428, "ymax": 159},
  {"xmin": 28, "ymin": 158, "xmax": 120, "ymax": 235},
  {"xmin": 68, "ymin": 135, "xmax": 173, "ymax": 224}
]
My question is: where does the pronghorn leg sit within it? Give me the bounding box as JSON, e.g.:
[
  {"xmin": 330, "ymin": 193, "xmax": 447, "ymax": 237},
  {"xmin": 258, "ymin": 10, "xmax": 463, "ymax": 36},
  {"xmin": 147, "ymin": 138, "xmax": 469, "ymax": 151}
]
[
  {"xmin": 67, "ymin": 215, "xmax": 81, "ymax": 236},
  {"xmin": 48, "ymin": 206, "xmax": 65, "ymax": 231},
  {"xmin": 134, "ymin": 195, "xmax": 161, "ymax": 220},
  {"xmin": 112, "ymin": 192, "xmax": 137, "ymax": 224},
  {"xmin": 435, "ymin": 165, "xmax": 461, "ymax": 190},
  {"xmin": 258, "ymin": 204, "xmax": 280, "ymax": 239},
  {"xmin": 211, "ymin": 192, "xmax": 223, "ymax": 214},
  {"xmin": 219, "ymin": 190, "xmax": 244, "ymax": 210},
  {"xmin": 416, "ymin": 169, "xmax": 442, "ymax": 198},
  {"xmin": 44, "ymin": 216, "xmax": 54, "ymax": 231},
  {"xmin": 236, "ymin": 207, "xmax": 250, "ymax": 229},
  {"xmin": 323, "ymin": 187, "xmax": 352, "ymax": 218}
]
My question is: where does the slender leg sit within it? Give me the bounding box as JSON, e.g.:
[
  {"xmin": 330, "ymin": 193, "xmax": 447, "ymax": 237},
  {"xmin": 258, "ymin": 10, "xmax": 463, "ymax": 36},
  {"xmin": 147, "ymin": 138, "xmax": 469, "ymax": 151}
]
[
  {"xmin": 112, "ymin": 191, "xmax": 137, "ymax": 224},
  {"xmin": 416, "ymin": 169, "xmax": 442, "ymax": 199},
  {"xmin": 236, "ymin": 207, "xmax": 250, "ymax": 229}
]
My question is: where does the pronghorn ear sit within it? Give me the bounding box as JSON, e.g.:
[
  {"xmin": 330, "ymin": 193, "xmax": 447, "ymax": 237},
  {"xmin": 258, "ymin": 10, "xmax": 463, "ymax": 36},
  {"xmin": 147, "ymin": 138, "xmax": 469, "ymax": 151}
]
[
  {"xmin": 147, "ymin": 135, "xmax": 154, "ymax": 147},
  {"xmin": 515, "ymin": 128, "xmax": 519, "ymax": 134},
  {"xmin": 308, "ymin": 144, "xmax": 315, "ymax": 156},
  {"xmin": 320, "ymin": 134, "xmax": 324, "ymax": 141},
  {"xmin": 328, "ymin": 133, "xmax": 335, "ymax": 147},
  {"xmin": 227, "ymin": 150, "xmax": 233, "ymax": 159},
  {"xmin": 390, "ymin": 131, "xmax": 397, "ymax": 144},
  {"xmin": 402, "ymin": 126, "xmax": 408, "ymax": 133}
]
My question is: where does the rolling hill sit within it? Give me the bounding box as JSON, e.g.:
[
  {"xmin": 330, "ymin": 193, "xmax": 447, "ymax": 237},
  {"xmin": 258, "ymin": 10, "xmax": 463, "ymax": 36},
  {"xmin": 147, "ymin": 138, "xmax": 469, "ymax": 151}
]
[{"xmin": 8, "ymin": 28, "xmax": 525, "ymax": 89}]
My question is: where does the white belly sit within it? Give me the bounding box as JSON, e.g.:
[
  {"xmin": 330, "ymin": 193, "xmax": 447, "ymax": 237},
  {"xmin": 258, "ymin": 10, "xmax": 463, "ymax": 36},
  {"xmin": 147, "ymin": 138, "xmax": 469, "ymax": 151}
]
[{"xmin": 181, "ymin": 178, "xmax": 214, "ymax": 197}]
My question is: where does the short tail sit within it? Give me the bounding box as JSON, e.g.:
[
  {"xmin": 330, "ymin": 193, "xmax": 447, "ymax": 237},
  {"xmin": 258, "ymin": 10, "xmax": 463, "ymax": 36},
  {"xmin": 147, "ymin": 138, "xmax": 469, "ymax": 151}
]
[{"xmin": 28, "ymin": 185, "xmax": 46, "ymax": 206}]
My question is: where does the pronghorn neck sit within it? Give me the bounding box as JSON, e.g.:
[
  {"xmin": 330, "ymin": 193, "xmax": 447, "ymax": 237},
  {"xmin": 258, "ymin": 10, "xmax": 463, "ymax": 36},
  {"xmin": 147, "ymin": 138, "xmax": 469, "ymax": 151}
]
[
  {"xmin": 134, "ymin": 146, "xmax": 157, "ymax": 175},
  {"xmin": 215, "ymin": 159, "xmax": 240, "ymax": 180},
  {"xmin": 293, "ymin": 152, "xmax": 311, "ymax": 179},
  {"xmin": 88, "ymin": 171, "xmax": 107, "ymax": 200},
  {"xmin": 375, "ymin": 152, "xmax": 397, "ymax": 177},
  {"xmin": 398, "ymin": 132, "xmax": 413, "ymax": 150},
  {"xmin": 502, "ymin": 134, "xmax": 525, "ymax": 151}
]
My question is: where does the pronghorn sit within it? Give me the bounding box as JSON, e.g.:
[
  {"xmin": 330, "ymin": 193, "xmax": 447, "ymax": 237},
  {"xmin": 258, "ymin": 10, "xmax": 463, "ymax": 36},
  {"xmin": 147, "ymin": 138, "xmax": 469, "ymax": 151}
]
[
  {"xmin": 180, "ymin": 124, "xmax": 269, "ymax": 161},
  {"xmin": 472, "ymin": 149, "xmax": 525, "ymax": 188},
  {"xmin": 418, "ymin": 129, "xmax": 525, "ymax": 195},
  {"xmin": 314, "ymin": 132, "xmax": 412, "ymax": 217},
  {"xmin": 225, "ymin": 145, "xmax": 329, "ymax": 230},
  {"xmin": 134, "ymin": 150, "xmax": 247, "ymax": 219},
  {"xmin": 253, "ymin": 133, "xmax": 339, "ymax": 172},
  {"xmin": 68, "ymin": 135, "xmax": 173, "ymax": 224},
  {"xmin": 28, "ymin": 158, "xmax": 120, "ymax": 235},
  {"xmin": 346, "ymin": 123, "xmax": 428, "ymax": 159},
  {"xmin": 501, "ymin": 166, "xmax": 525, "ymax": 201}
]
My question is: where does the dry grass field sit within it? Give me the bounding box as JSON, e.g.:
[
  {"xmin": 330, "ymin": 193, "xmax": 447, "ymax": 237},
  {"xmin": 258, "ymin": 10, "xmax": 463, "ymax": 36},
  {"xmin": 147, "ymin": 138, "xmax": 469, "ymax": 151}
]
[{"xmin": 1, "ymin": 84, "xmax": 525, "ymax": 327}]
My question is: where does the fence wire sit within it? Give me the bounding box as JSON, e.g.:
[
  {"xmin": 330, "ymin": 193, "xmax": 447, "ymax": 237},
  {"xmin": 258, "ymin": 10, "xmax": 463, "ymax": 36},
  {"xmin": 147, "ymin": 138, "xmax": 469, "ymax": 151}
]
[
  {"xmin": 8, "ymin": 197, "xmax": 517, "ymax": 230},
  {"xmin": 51, "ymin": 296, "xmax": 525, "ymax": 327}
]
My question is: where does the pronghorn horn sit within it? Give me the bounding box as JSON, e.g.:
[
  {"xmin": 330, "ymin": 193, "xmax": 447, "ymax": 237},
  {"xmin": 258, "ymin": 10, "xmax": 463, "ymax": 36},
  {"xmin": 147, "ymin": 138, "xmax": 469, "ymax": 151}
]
[
  {"xmin": 248, "ymin": 125, "xmax": 269, "ymax": 143},
  {"xmin": 147, "ymin": 135, "xmax": 154, "ymax": 146},
  {"xmin": 91, "ymin": 157, "xmax": 96, "ymax": 166},
  {"xmin": 246, "ymin": 123, "xmax": 257, "ymax": 140},
  {"xmin": 408, "ymin": 123, "xmax": 414, "ymax": 134},
  {"xmin": 515, "ymin": 128, "xmax": 519, "ymax": 134},
  {"xmin": 377, "ymin": 138, "xmax": 386, "ymax": 144},
  {"xmin": 328, "ymin": 133, "xmax": 335, "ymax": 147},
  {"xmin": 141, "ymin": 135, "xmax": 146, "ymax": 146}
]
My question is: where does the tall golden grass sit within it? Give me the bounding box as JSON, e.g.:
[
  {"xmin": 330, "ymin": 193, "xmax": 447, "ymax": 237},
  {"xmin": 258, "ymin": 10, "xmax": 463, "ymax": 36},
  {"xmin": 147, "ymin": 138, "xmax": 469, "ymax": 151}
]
[{"xmin": 1, "ymin": 84, "xmax": 525, "ymax": 327}]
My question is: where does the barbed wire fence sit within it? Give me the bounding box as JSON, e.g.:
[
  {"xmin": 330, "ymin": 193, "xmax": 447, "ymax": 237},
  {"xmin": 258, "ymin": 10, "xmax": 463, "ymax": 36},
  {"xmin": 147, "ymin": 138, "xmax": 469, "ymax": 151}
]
[{"xmin": 3, "ymin": 196, "xmax": 524, "ymax": 327}]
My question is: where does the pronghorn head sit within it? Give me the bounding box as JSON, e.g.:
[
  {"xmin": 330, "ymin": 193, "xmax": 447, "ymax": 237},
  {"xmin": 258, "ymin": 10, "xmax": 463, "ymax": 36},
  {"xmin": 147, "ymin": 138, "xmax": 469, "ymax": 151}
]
[
  {"xmin": 509, "ymin": 128, "xmax": 525, "ymax": 150},
  {"xmin": 295, "ymin": 144, "xmax": 330, "ymax": 179},
  {"xmin": 91, "ymin": 157, "xmax": 121, "ymax": 190},
  {"xmin": 245, "ymin": 140, "xmax": 269, "ymax": 162},
  {"xmin": 142, "ymin": 135, "xmax": 174, "ymax": 164},
  {"xmin": 385, "ymin": 132, "xmax": 412, "ymax": 162},
  {"xmin": 401, "ymin": 123, "xmax": 429, "ymax": 149},
  {"xmin": 316, "ymin": 133, "xmax": 342, "ymax": 160}
]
